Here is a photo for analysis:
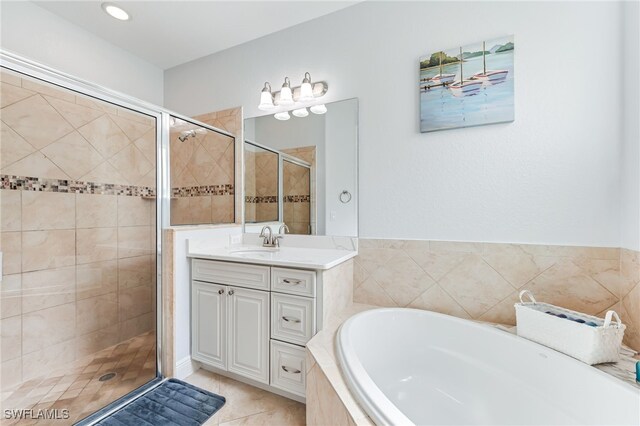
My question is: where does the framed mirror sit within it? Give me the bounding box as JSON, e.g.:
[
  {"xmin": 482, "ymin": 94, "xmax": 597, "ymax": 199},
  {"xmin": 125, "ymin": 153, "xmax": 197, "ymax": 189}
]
[{"xmin": 243, "ymin": 98, "xmax": 358, "ymax": 237}]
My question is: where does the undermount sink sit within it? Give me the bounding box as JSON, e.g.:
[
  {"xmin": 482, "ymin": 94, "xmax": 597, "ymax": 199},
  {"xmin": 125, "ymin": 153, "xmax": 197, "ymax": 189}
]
[{"xmin": 228, "ymin": 248, "xmax": 279, "ymax": 257}]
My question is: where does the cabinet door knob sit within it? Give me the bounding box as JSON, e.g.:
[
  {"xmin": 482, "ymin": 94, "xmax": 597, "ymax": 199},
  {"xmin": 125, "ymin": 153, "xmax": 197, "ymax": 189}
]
[
  {"xmin": 282, "ymin": 316, "xmax": 301, "ymax": 323},
  {"xmin": 228, "ymin": 290, "xmax": 235, "ymax": 295},
  {"xmin": 218, "ymin": 289, "xmax": 224, "ymax": 295},
  {"xmin": 281, "ymin": 365, "xmax": 301, "ymax": 374}
]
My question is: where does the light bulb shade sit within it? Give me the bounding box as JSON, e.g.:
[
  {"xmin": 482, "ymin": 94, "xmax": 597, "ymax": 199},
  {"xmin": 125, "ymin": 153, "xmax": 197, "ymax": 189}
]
[
  {"xmin": 258, "ymin": 91, "xmax": 275, "ymax": 110},
  {"xmin": 299, "ymin": 72, "xmax": 314, "ymax": 102},
  {"xmin": 278, "ymin": 87, "xmax": 294, "ymax": 106},
  {"xmin": 277, "ymin": 77, "xmax": 294, "ymax": 106},
  {"xmin": 292, "ymin": 107, "xmax": 309, "ymax": 118},
  {"xmin": 274, "ymin": 111, "xmax": 290, "ymax": 121},
  {"xmin": 310, "ymin": 104, "xmax": 327, "ymax": 115},
  {"xmin": 299, "ymin": 83, "xmax": 314, "ymax": 102}
]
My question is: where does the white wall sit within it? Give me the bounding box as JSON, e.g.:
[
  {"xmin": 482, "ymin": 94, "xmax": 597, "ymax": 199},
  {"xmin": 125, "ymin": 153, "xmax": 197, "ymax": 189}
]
[
  {"xmin": 1, "ymin": 1, "xmax": 163, "ymax": 105},
  {"xmin": 165, "ymin": 1, "xmax": 626, "ymax": 247},
  {"xmin": 324, "ymin": 99, "xmax": 358, "ymax": 236},
  {"xmin": 621, "ymin": 0, "xmax": 640, "ymax": 251}
]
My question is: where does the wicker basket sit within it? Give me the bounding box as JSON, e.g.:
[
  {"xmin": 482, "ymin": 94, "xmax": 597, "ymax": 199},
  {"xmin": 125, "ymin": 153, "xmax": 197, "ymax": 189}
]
[{"xmin": 515, "ymin": 290, "xmax": 626, "ymax": 365}]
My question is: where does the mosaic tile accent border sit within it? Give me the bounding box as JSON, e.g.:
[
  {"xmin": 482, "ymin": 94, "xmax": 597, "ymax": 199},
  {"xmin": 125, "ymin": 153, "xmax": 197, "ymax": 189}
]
[
  {"xmin": 172, "ymin": 184, "xmax": 234, "ymax": 197},
  {"xmin": 244, "ymin": 195, "xmax": 311, "ymax": 203},
  {"xmin": 1, "ymin": 174, "xmax": 155, "ymax": 197},
  {"xmin": 245, "ymin": 196, "xmax": 278, "ymax": 204},
  {"xmin": 284, "ymin": 195, "xmax": 311, "ymax": 203}
]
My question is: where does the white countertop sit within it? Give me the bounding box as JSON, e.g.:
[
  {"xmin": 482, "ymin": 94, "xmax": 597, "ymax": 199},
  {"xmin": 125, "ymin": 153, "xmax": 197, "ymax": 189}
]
[{"xmin": 187, "ymin": 243, "xmax": 357, "ymax": 270}]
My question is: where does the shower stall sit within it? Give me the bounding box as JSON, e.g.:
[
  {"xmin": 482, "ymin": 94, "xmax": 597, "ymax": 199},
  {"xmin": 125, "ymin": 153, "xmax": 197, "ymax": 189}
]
[
  {"xmin": 0, "ymin": 51, "xmax": 235, "ymax": 424},
  {"xmin": 244, "ymin": 141, "xmax": 313, "ymax": 235}
]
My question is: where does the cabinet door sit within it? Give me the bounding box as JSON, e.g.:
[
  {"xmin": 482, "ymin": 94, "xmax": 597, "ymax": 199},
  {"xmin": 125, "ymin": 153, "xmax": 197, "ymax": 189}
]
[
  {"xmin": 227, "ymin": 286, "xmax": 270, "ymax": 384},
  {"xmin": 192, "ymin": 281, "xmax": 226, "ymax": 369}
]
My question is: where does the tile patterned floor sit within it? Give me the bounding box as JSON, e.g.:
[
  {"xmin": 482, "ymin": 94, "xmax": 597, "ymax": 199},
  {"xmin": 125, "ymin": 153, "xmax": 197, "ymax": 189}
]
[
  {"xmin": 184, "ymin": 369, "xmax": 306, "ymax": 426},
  {"xmin": 1, "ymin": 332, "xmax": 156, "ymax": 425}
]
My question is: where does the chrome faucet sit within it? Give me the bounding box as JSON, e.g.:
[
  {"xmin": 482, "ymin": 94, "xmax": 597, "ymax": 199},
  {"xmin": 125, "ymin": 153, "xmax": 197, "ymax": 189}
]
[{"xmin": 259, "ymin": 225, "xmax": 275, "ymax": 247}]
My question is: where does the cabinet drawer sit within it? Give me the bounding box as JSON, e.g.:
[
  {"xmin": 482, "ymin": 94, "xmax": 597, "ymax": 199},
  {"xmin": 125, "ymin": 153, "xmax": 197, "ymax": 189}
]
[
  {"xmin": 271, "ymin": 267, "xmax": 316, "ymax": 297},
  {"xmin": 270, "ymin": 340, "xmax": 306, "ymax": 397},
  {"xmin": 271, "ymin": 293, "xmax": 316, "ymax": 346},
  {"xmin": 192, "ymin": 259, "xmax": 270, "ymax": 290}
]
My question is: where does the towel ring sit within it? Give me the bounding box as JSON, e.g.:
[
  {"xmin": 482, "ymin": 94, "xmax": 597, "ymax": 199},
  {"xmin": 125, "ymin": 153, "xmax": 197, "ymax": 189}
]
[{"xmin": 339, "ymin": 190, "xmax": 352, "ymax": 204}]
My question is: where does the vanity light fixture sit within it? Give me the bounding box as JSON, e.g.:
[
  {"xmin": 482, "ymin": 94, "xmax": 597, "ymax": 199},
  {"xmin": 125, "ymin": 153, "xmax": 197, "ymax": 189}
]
[
  {"xmin": 277, "ymin": 77, "xmax": 294, "ymax": 107},
  {"xmin": 101, "ymin": 2, "xmax": 130, "ymax": 21},
  {"xmin": 292, "ymin": 107, "xmax": 309, "ymax": 118},
  {"xmin": 274, "ymin": 111, "xmax": 291, "ymax": 121},
  {"xmin": 299, "ymin": 72, "xmax": 314, "ymax": 102},
  {"xmin": 310, "ymin": 104, "xmax": 327, "ymax": 115},
  {"xmin": 258, "ymin": 72, "xmax": 328, "ymax": 120},
  {"xmin": 258, "ymin": 82, "xmax": 275, "ymax": 110}
]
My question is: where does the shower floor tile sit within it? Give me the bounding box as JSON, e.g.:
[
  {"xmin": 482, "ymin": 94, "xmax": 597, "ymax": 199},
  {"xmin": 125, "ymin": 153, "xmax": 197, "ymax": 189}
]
[{"xmin": 1, "ymin": 331, "xmax": 156, "ymax": 425}]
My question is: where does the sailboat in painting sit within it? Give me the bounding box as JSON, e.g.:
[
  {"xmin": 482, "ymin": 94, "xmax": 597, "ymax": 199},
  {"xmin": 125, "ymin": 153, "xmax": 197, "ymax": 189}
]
[
  {"xmin": 472, "ymin": 41, "xmax": 508, "ymax": 83},
  {"xmin": 448, "ymin": 47, "xmax": 482, "ymax": 97},
  {"xmin": 430, "ymin": 53, "xmax": 456, "ymax": 85}
]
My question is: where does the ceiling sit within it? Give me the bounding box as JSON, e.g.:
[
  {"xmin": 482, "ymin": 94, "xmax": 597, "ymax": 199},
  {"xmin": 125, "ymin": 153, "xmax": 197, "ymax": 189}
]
[{"xmin": 33, "ymin": 1, "xmax": 359, "ymax": 69}]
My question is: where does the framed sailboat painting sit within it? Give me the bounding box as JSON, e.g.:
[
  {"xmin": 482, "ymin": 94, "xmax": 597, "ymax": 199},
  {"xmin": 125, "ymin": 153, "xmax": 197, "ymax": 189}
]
[{"xmin": 419, "ymin": 35, "xmax": 514, "ymax": 132}]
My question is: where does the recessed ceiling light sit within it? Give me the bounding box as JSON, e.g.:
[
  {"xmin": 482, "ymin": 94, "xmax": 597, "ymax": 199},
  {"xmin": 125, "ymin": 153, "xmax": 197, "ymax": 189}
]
[{"xmin": 101, "ymin": 3, "xmax": 130, "ymax": 21}]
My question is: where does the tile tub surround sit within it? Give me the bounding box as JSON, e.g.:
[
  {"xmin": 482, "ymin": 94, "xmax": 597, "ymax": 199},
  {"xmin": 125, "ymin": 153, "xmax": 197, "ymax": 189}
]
[
  {"xmin": 170, "ymin": 107, "xmax": 240, "ymax": 226},
  {"xmin": 620, "ymin": 249, "xmax": 640, "ymax": 351},
  {"xmin": 0, "ymin": 68, "xmax": 157, "ymax": 392},
  {"xmin": 353, "ymin": 239, "xmax": 640, "ymax": 351},
  {"xmin": 306, "ymin": 304, "xmax": 376, "ymax": 426}
]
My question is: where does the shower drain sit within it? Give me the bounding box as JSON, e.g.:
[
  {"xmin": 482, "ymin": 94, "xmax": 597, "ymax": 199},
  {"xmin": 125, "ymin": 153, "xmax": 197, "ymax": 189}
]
[{"xmin": 99, "ymin": 372, "xmax": 117, "ymax": 382}]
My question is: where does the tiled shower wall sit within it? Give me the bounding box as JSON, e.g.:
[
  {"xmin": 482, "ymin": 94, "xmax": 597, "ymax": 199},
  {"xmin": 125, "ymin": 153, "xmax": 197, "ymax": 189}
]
[
  {"xmin": 283, "ymin": 146, "xmax": 315, "ymax": 235},
  {"xmin": 169, "ymin": 108, "xmax": 239, "ymax": 226},
  {"xmin": 245, "ymin": 150, "xmax": 278, "ymax": 223},
  {"xmin": 283, "ymin": 162, "xmax": 311, "ymax": 235},
  {"xmin": 354, "ymin": 239, "xmax": 640, "ymax": 351},
  {"xmin": 0, "ymin": 69, "xmax": 156, "ymax": 389}
]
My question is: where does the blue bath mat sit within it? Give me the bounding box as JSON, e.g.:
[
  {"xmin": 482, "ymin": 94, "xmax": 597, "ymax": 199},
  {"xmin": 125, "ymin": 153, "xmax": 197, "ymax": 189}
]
[{"xmin": 94, "ymin": 379, "xmax": 225, "ymax": 426}]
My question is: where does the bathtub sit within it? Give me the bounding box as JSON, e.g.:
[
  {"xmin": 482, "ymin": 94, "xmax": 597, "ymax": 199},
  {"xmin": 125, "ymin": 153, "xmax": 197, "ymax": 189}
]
[{"xmin": 336, "ymin": 308, "xmax": 640, "ymax": 426}]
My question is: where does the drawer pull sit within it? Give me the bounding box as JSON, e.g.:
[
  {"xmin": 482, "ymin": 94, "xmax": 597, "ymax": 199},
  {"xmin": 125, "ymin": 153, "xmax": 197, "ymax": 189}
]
[
  {"xmin": 282, "ymin": 316, "xmax": 301, "ymax": 323},
  {"xmin": 282, "ymin": 278, "xmax": 302, "ymax": 285},
  {"xmin": 281, "ymin": 365, "xmax": 301, "ymax": 374}
]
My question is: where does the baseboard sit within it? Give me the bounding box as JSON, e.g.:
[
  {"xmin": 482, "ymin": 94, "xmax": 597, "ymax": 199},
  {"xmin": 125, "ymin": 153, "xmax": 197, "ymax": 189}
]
[{"xmin": 175, "ymin": 356, "xmax": 200, "ymax": 379}]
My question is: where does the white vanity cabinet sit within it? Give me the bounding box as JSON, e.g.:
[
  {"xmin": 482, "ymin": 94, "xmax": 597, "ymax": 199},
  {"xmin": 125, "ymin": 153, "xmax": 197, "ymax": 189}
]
[
  {"xmin": 192, "ymin": 260, "xmax": 271, "ymax": 384},
  {"xmin": 189, "ymin": 250, "xmax": 356, "ymax": 402},
  {"xmin": 191, "ymin": 258, "xmax": 320, "ymax": 400}
]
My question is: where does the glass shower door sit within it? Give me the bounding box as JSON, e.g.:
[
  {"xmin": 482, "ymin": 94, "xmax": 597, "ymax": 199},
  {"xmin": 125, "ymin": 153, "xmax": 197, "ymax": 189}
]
[{"xmin": 0, "ymin": 66, "xmax": 159, "ymax": 424}]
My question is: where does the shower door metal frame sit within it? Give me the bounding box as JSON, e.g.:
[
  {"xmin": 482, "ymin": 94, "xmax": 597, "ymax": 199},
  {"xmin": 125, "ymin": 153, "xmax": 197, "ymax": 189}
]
[{"xmin": 0, "ymin": 48, "xmax": 168, "ymax": 383}]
